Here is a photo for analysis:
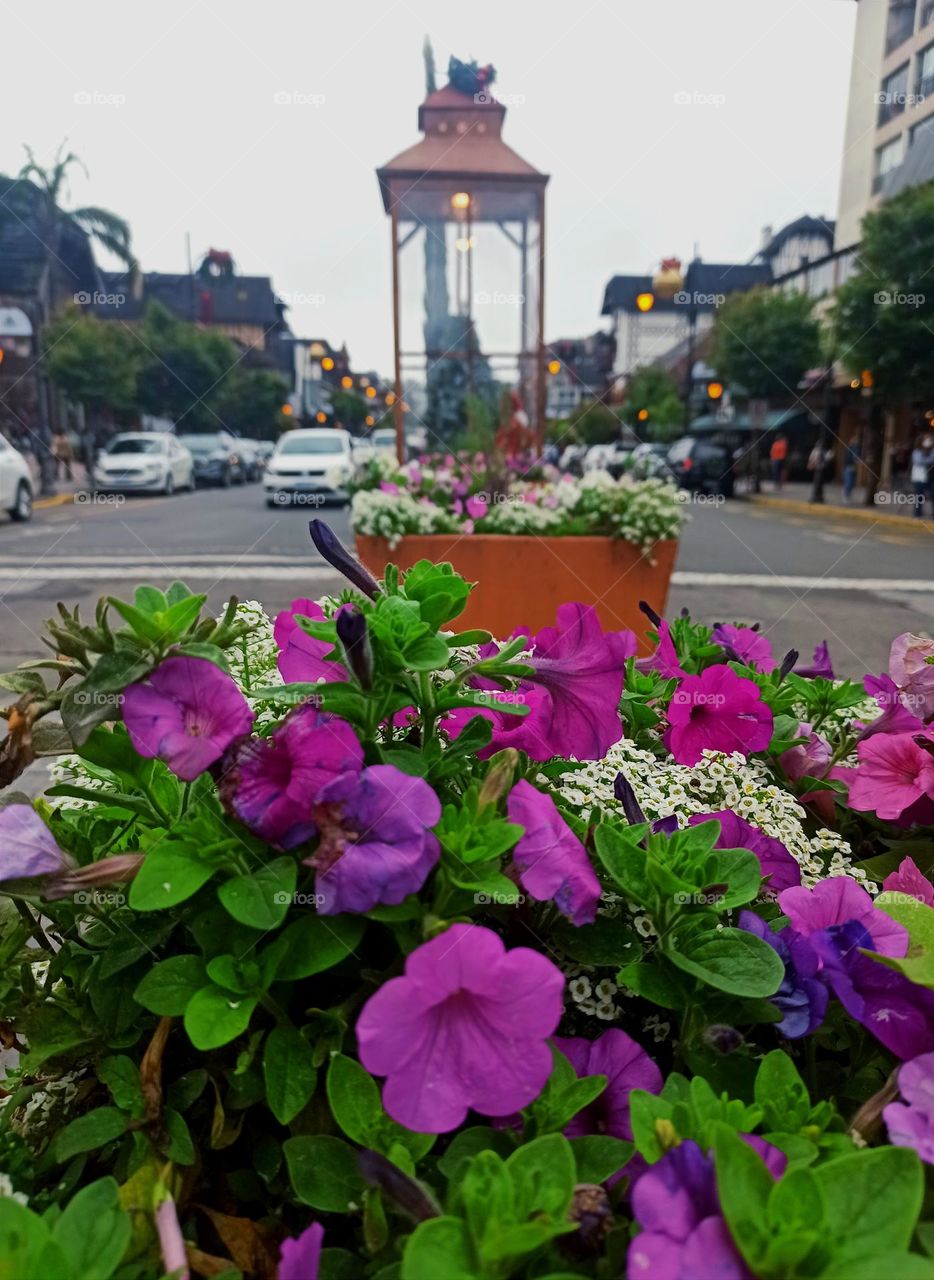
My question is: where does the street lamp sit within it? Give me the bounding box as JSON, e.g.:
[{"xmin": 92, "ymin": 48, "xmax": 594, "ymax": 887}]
[
  {"xmin": 341, "ymin": 375, "xmax": 353, "ymax": 390},
  {"xmin": 321, "ymin": 356, "xmax": 335, "ymax": 372},
  {"xmin": 636, "ymin": 292, "xmax": 655, "ymax": 313}
]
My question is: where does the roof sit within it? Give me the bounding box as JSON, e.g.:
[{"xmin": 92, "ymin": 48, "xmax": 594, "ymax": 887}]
[
  {"xmin": 760, "ymin": 215, "xmax": 835, "ymax": 260},
  {"xmin": 601, "ymin": 261, "xmax": 772, "ymax": 316},
  {"xmin": 0, "ymin": 175, "xmax": 100, "ymax": 299},
  {"xmin": 689, "ymin": 407, "xmax": 810, "ymax": 433},
  {"xmin": 94, "ymin": 269, "xmax": 280, "ymax": 326},
  {"xmin": 378, "ymin": 82, "xmax": 547, "ymax": 213}
]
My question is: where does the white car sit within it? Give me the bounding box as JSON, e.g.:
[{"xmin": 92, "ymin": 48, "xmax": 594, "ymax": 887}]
[
  {"xmin": 264, "ymin": 428, "xmax": 355, "ymax": 506},
  {"xmin": 0, "ymin": 436, "xmax": 33, "ymax": 522},
  {"xmin": 94, "ymin": 433, "xmax": 194, "ymax": 495}
]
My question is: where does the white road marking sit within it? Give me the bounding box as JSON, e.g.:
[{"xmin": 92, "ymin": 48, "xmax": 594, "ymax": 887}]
[
  {"xmin": 673, "ymin": 572, "xmax": 934, "ymax": 593},
  {"xmin": 0, "ymin": 565, "xmax": 338, "ymax": 582}
]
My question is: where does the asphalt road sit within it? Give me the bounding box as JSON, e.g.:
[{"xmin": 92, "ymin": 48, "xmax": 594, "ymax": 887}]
[{"xmin": 1, "ymin": 484, "xmax": 932, "ymax": 678}]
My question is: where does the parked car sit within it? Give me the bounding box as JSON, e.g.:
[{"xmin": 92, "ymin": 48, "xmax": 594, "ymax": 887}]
[
  {"xmin": 371, "ymin": 427, "xmax": 398, "ymax": 456},
  {"xmin": 178, "ymin": 434, "xmax": 244, "ymax": 487},
  {"xmin": 559, "ymin": 444, "xmax": 587, "ymax": 476},
  {"xmin": 94, "ymin": 433, "xmax": 194, "ymax": 495},
  {"xmin": 630, "ymin": 441, "xmax": 673, "ymax": 480},
  {"xmin": 665, "ymin": 436, "xmax": 735, "ymax": 496},
  {"xmin": 235, "ymin": 439, "xmax": 264, "ymax": 482},
  {"xmin": 0, "ymin": 436, "xmax": 33, "ymax": 522},
  {"xmin": 263, "ymin": 428, "xmax": 355, "ymax": 506},
  {"xmin": 583, "ymin": 441, "xmax": 635, "ymax": 479}
]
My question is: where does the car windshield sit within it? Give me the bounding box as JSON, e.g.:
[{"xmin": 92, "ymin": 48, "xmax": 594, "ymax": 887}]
[
  {"xmin": 180, "ymin": 437, "xmax": 223, "ymax": 455},
  {"xmin": 276, "ymin": 435, "xmax": 346, "ymax": 456},
  {"xmin": 107, "ymin": 438, "xmax": 164, "ymax": 455},
  {"xmin": 372, "ymin": 431, "xmax": 396, "ymax": 446}
]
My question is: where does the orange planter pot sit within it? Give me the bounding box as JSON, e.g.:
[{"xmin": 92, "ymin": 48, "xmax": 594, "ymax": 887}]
[{"xmin": 353, "ymin": 533, "xmax": 678, "ymax": 652}]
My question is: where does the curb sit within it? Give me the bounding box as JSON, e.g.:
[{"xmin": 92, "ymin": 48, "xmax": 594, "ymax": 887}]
[
  {"xmin": 33, "ymin": 493, "xmax": 77, "ymax": 510},
  {"xmin": 746, "ymin": 493, "xmax": 934, "ymax": 531}
]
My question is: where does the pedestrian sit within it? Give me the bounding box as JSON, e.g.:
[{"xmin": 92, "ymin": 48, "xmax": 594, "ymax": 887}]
[
  {"xmin": 843, "ymin": 434, "xmax": 860, "ymax": 502},
  {"xmin": 769, "ymin": 433, "xmax": 788, "ymax": 491},
  {"xmin": 52, "ymin": 429, "xmax": 74, "ymax": 482},
  {"xmin": 910, "ymin": 434, "xmax": 934, "ymax": 519}
]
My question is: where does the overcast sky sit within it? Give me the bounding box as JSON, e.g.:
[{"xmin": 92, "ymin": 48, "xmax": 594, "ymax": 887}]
[{"xmin": 4, "ymin": 0, "xmax": 857, "ymax": 374}]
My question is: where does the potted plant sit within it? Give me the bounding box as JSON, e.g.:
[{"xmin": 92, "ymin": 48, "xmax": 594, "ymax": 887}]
[{"xmin": 350, "ymin": 454, "xmax": 683, "ymax": 644}]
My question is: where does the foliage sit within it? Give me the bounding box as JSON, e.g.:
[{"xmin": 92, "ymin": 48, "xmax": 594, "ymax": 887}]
[
  {"xmin": 214, "ymin": 368, "xmax": 291, "ymax": 441},
  {"xmin": 622, "ymin": 365, "xmax": 684, "ymax": 442},
  {"xmin": 41, "ymin": 307, "xmax": 140, "ymax": 419},
  {"xmin": 1, "ymin": 543, "xmax": 934, "ymax": 1278},
  {"xmin": 567, "ymin": 399, "xmax": 622, "ymax": 446},
  {"xmin": 712, "ymin": 287, "xmax": 821, "ymax": 400},
  {"xmin": 833, "ymin": 182, "xmax": 934, "ymax": 403},
  {"xmin": 134, "ymin": 301, "xmax": 239, "ymax": 430}
]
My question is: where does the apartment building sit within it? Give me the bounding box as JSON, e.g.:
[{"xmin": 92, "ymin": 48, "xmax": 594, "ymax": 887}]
[{"xmin": 836, "ymin": 0, "xmax": 934, "ymax": 247}]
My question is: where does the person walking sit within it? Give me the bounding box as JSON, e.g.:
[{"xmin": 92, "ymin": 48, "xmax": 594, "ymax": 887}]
[
  {"xmin": 842, "ymin": 435, "xmax": 860, "ymax": 502},
  {"xmin": 910, "ymin": 435, "xmax": 934, "ymax": 519},
  {"xmin": 52, "ymin": 429, "xmax": 74, "ymax": 482},
  {"xmin": 769, "ymin": 434, "xmax": 788, "ymax": 491}
]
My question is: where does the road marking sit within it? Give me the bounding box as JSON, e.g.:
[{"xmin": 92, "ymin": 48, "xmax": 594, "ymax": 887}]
[
  {"xmin": 673, "ymin": 572, "xmax": 934, "ymax": 593},
  {"xmin": 0, "ymin": 565, "xmax": 339, "ymax": 582}
]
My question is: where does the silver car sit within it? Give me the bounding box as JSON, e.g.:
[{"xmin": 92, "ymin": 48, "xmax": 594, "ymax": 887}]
[{"xmin": 94, "ymin": 433, "xmax": 194, "ymax": 495}]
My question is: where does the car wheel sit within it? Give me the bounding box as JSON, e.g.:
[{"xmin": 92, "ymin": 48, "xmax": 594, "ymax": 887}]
[
  {"xmin": 9, "ymin": 481, "xmax": 32, "ymax": 522},
  {"xmin": 221, "ymin": 468, "xmax": 232, "ymax": 488},
  {"xmin": 163, "ymin": 472, "xmax": 175, "ymax": 496}
]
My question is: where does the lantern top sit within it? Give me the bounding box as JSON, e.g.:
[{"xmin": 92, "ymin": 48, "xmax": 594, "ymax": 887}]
[{"xmin": 377, "ymin": 82, "xmax": 547, "ymax": 212}]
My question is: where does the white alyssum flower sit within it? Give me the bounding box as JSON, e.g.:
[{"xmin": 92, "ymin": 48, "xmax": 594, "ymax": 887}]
[{"xmin": 351, "ymin": 490, "xmax": 460, "ymax": 547}]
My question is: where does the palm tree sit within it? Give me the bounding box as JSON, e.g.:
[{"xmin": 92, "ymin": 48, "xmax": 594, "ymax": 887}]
[{"xmin": 17, "ymin": 142, "xmax": 138, "ymax": 276}]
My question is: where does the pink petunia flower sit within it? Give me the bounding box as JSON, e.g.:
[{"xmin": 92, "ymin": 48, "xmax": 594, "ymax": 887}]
[
  {"xmin": 464, "ymin": 494, "xmax": 488, "ymax": 520},
  {"xmin": 859, "ymin": 673, "xmax": 924, "ymax": 742},
  {"xmin": 220, "ymin": 704, "xmax": 363, "ymax": 848},
  {"xmin": 778, "ymin": 721, "xmax": 831, "ymax": 782},
  {"xmin": 884, "ymin": 1052, "xmax": 934, "ymax": 1164},
  {"xmin": 0, "ymin": 804, "xmax": 68, "ymax": 881},
  {"xmin": 664, "ymin": 665, "xmax": 773, "ymax": 767},
  {"xmin": 778, "ymin": 876, "xmax": 908, "ymax": 958},
  {"xmin": 711, "ymin": 623, "xmax": 776, "ymax": 673},
  {"xmin": 278, "ymin": 1222, "xmax": 323, "ymax": 1280},
  {"xmin": 554, "ymin": 1028, "xmax": 661, "ymax": 1143},
  {"xmin": 356, "ymin": 923, "xmax": 564, "ymax": 1133},
  {"xmin": 274, "ymin": 598, "xmax": 349, "ymax": 686},
  {"xmin": 506, "ymin": 780, "xmax": 601, "ymax": 925},
  {"xmin": 848, "ymin": 732, "xmax": 934, "ymax": 825},
  {"xmin": 889, "ymin": 632, "xmax": 934, "ymax": 720},
  {"xmin": 636, "ymin": 619, "xmax": 685, "ymax": 680},
  {"xmin": 883, "ymin": 856, "xmax": 934, "ymax": 906},
  {"xmin": 687, "ymin": 810, "xmax": 800, "ymax": 894},
  {"xmin": 122, "ymin": 656, "xmax": 254, "ymax": 781}
]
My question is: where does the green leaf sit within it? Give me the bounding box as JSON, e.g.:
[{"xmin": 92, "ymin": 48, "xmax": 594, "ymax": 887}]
[
  {"xmin": 129, "ymin": 842, "xmax": 222, "ymax": 911},
  {"xmin": 436, "ymin": 1127, "xmax": 516, "ymax": 1182},
  {"xmin": 267, "ymin": 914, "xmax": 364, "ymax": 980},
  {"xmin": 0, "ymin": 1198, "xmax": 69, "ymax": 1280},
  {"xmin": 54, "ymin": 1107, "xmax": 129, "ymax": 1163},
  {"xmin": 401, "ymin": 1218, "xmax": 475, "ymax": 1280},
  {"xmin": 755, "ymin": 1050, "xmax": 810, "ymax": 1133},
  {"xmin": 872, "ymin": 893, "xmax": 934, "ymax": 988},
  {"xmin": 163, "ymin": 1108, "xmax": 195, "ymax": 1164},
  {"xmin": 264, "ymin": 1024, "xmax": 317, "ymax": 1125},
  {"xmin": 51, "ymin": 1177, "xmax": 130, "ymax": 1280},
  {"xmin": 217, "ymin": 856, "xmax": 296, "ymax": 930},
  {"xmin": 98, "ymin": 1056, "xmax": 144, "ymax": 1118},
  {"xmin": 552, "ymin": 913, "xmax": 642, "ymax": 967},
  {"xmin": 570, "ymin": 1135, "xmax": 634, "ymax": 1183},
  {"xmin": 505, "ymin": 1134, "xmax": 576, "ymax": 1223},
  {"xmin": 667, "ymin": 920, "xmax": 784, "ymax": 997},
  {"xmin": 618, "ymin": 959, "xmax": 688, "ymax": 1009},
  {"xmin": 284, "ymin": 1135, "xmax": 365, "ymax": 1212},
  {"xmin": 712, "ymin": 1125, "xmax": 773, "ymax": 1269},
  {"xmin": 184, "ymin": 985, "xmax": 258, "ymax": 1050},
  {"xmin": 326, "ymin": 1053, "xmax": 383, "ymax": 1146},
  {"xmin": 134, "ymin": 955, "xmax": 207, "ymax": 1015},
  {"xmin": 404, "ymin": 633, "xmax": 452, "ymax": 672},
  {"xmin": 815, "ymin": 1147, "xmax": 924, "ymax": 1264},
  {"xmin": 593, "ymin": 823, "xmax": 651, "ymax": 901},
  {"xmin": 402, "ymin": 560, "xmax": 471, "ymax": 628}
]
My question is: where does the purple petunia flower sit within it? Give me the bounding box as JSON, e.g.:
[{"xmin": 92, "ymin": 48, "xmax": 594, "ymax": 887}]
[
  {"xmin": 811, "ymin": 921, "xmax": 934, "ymax": 1060},
  {"xmin": 794, "ymin": 641, "xmax": 833, "ymax": 680},
  {"xmin": 221, "ymin": 704, "xmax": 363, "ymax": 848},
  {"xmin": 711, "ymin": 623, "xmax": 776, "ymax": 673},
  {"xmin": 664, "ymin": 665, "xmax": 773, "ymax": 767},
  {"xmin": 274, "ymin": 598, "xmax": 349, "ymax": 686},
  {"xmin": 778, "ymin": 877, "xmax": 908, "ymax": 958},
  {"xmin": 738, "ymin": 911, "xmax": 828, "ymax": 1038},
  {"xmin": 506, "ymin": 780, "xmax": 601, "ymax": 926},
  {"xmin": 554, "ymin": 1028, "xmax": 662, "ymax": 1146},
  {"xmin": 0, "ymin": 804, "xmax": 68, "ymax": 881},
  {"xmin": 778, "ymin": 722, "xmax": 831, "ymax": 783},
  {"xmin": 889, "ymin": 632, "xmax": 934, "ymax": 720},
  {"xmin": 884, "ymin": 1052, "xmax": 934, "ymax": 1164},
  {"xmin": 278, "ymin": 1221, "xmax": 323, "ymax": 1280},
  {"xmin": 636, "ymin": 619, "xmax": 685, "ymax": 680},
  {"xmin": 356, "ymin": 923, "xmax": 564, "ymax": 1133},
  {"xmin": 627, "ymin": 1140, "xmax": 751, "ymax": 1280},
  {"xmin": 859, "ymin": 673, "xmax": 924, "ymax": 742},
  {"xmin": 307, "ymin": 764, "xmax": 441, "ymax": 915},
  {"xmin": 883, "ymin": 856, "xmax": 934, "ymax": 906},
  {"xmin": 688, "ymin": 810, "xmax": 801, "ymax": 894},
  {"xmin": 848, "ymin": 731, "xmax": 934, "ymax": 826},
  {"xmin": 122, "ymin": 656, "xmax": 254, "ymax": 781}
]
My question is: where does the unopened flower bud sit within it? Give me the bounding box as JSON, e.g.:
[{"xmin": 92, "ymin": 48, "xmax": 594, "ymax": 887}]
[
  {"xmin": 478, "ymin": 749, "xmax": 519, "ymax": 808},
  {"xmin": 336, "ymin": 606, "xmax": 373, "ymax": 689},
  {"xmin": 562, "ymin": 1184, "xmax": 613, "ymax": 1258},
  {"xmin": 614, "ymin": 772, "xmax": 646, "ymax": 825},
  {"xmin": 702, "ymin": 1023, "xmax": 744, "ymax": 1054},
  {"xmin": 309, "ymin": 519, "xmax": 380, "ymax": 599},
  {"xmin": 655, "ymin": 1117, "xmax": 679, "ymax": 1151}
]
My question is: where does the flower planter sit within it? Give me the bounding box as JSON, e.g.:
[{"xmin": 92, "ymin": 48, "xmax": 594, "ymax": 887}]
[{"xmin": 354, "ymin": 533, "xmax": 678, "ymax": 650}]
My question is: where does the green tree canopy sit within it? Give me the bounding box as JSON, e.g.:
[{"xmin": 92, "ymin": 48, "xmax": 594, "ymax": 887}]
[
  {"xmin": 833, "ymin": 182, "xmax": 934, "ymax": 403},
  {"xmin": 567, "ymin": 399, "xmax": 622, "ymax": 446},
  {"xmin": 623, "ymin": 365, "xmax": 684, "ymax": 442},
  {"xmin": 41, "ymin": 307, "xmax": 140, "ymax": 418},
  {"xmin": 135, "ymin": 302, "xmax": 238, "ymax": 429},
  {"xmin": 712, "ymin": 287, "xmax": 820, "ymax": 400},
  {"xmin": 214, "ymin": 368, "xmax": 290, "ymax": 440}
]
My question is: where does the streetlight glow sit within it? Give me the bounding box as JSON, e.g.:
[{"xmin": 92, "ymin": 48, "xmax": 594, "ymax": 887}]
[
  {"xmin": 321, "ymin": 356, "xmax": 334, "ymax": 371},
  {"xmin": 636, "ymin": 292, "xmax": 655, "ymax": 313},
  {"xmin": 451, "ymin": 191, "xmax": 471, "ymax": 210}
]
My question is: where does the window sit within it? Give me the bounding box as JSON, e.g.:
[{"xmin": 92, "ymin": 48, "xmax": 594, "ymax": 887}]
[
  {"xmin": 873, "ymin": 134, "xmax": 906, "ymax": 191},
  {"xmin": 910, "ymin": 112, "xmax": 934, "ymax": 145},
  {"xmin": 879, "ymin": 63, "xmax": 910, "ymax": 124},
  {"xmin": 918, "ymin": 43, "xmax": 934, "ymax": 98},
  {"xmin": 886, "ymin": 1, "xmax": 917, "ymax": 55}
]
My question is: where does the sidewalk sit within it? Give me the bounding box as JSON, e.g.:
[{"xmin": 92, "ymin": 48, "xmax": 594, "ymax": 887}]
[
  {"xmin": 745, "ymin": 479, "xmax": 934, "ymax": 530},
  {"xmin": 28, "ymin": 461, "xmax": 91, "ymax": 511}
]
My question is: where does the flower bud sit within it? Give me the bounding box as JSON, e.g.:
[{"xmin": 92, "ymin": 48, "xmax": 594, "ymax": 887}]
[
  {"xmin": 702, "ymin": 1023, "xmax": 744, "ymax": 1054},
  {"xmin": 336, "ymin": 606, "xmax": 373, "ymax": 689},
  {"xmin": 309, "ymin": 520, "xmax": 380, "ymax": 599},
  {"xmin": 614, "ymin": 771, "xmax": 646, "ymax": 825},
  {"xmin": 478, "ymin": 749, "xmax": 519, "ymax": 808}
]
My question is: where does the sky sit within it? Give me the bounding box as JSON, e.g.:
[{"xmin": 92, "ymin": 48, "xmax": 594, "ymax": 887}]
[{"xmin": 3, "ymin": 0, "xmax": 857, "ymax": 375}]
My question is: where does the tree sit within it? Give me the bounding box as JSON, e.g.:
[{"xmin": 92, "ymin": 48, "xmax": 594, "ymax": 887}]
[
  {"xmin": 135, "ymin": 302, "xmax": 238, "ymax": 430},
  {"xmin": 712, "ymin": 288, "xmax": 820, "ymax": 400},
  {"xmin": 834, "ymin": 183, "xmax": 934, "ymax": 502},
  {"xmin": 18, "ymin": 142, "xmax": 137, "ymax": 274},
  {"xmin": 214, "ymin": 369, "xmax": 290, "ymax": 440},
  {"xmin": 41, "ymin": 307, "xmax": 141, "ymax": 473},
  {"xmin": 623, "ymin": 365, "xmax": 684, "ymax": 442},
  {"xmin": 567, "ymin": 399, "xmax": 622, "ymax": 446}
]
